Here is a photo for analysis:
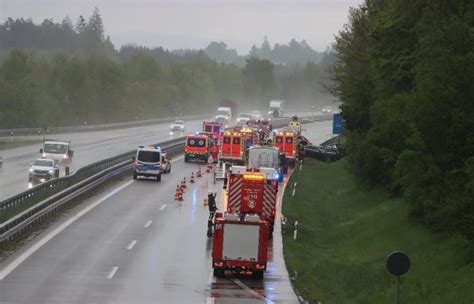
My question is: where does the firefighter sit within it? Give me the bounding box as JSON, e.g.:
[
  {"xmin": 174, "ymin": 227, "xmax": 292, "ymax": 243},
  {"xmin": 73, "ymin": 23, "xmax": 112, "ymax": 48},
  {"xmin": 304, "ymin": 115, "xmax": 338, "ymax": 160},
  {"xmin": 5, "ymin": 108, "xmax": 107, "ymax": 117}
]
[
  {"xmin": 297, "ymin": 142, "xmax": 305, "ymax": 161},
  {"xmin": 207, "ymin": 192, "xmax": 218, "ymax": 237},
  {"xmin": 279, "ymin": 152, "xmax": 288, "ymax": 174}
]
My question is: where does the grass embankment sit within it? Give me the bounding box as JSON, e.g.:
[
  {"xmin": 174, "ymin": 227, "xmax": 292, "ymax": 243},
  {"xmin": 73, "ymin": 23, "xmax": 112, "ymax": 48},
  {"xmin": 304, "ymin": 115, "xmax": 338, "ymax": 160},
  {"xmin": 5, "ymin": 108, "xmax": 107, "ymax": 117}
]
[{"xmin": 282, "ymin": 159, "xmax": 474, "ymax": 304}]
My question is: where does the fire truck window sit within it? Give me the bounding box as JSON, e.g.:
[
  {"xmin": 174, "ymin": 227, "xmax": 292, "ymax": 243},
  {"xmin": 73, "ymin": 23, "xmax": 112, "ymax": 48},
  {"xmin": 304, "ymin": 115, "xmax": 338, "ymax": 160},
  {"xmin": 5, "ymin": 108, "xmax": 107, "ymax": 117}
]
[
  {"xmin": 213, "ymin": 126, "xmax": 220, "ymax": 132},
  {"xmin": 205, "ymin": 126, "xmax": 212, "ymax": 132},
  {"xmin": 223, "ymin": 137, "xmax": 231, "ymax": 144},
  {"xmin": 276, "ymin": 136, "xmax": 283, "ymax": 143},
  {"xmin": 233, "ymin": 137, "xmax": 241, "ymax": 144},
  {"xmin": 187, "ymin": 138, "xmax": 206, "ymax": 147},
  {"xmin": 286, "ymin": 137, "xmax": 293, "ymax": 144}
]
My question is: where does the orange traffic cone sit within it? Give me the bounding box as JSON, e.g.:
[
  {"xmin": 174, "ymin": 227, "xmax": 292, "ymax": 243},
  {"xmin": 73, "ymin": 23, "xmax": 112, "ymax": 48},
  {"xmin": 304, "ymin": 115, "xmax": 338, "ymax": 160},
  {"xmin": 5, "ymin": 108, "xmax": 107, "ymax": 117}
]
[
  {"xmin": 197, "ymin": 167, "xmax": 202, "ymax": 177},
  {"xmin": 175, "ymin": 185, "xmax": 181, "ymax": 201},
  {"xmin": 177, "ymin": 191, "xmax": 184, "ymax": 201},
  {"xmin": 190, "ymin": 173, "xmax": 195, "ymax": 183},
  {"xmin": 206, "ymin": 165, "xmax": 211, "ymax": 173},
  {"xmin": 182, "ymin": 177, "xmax": 187, "ymax": 188}
]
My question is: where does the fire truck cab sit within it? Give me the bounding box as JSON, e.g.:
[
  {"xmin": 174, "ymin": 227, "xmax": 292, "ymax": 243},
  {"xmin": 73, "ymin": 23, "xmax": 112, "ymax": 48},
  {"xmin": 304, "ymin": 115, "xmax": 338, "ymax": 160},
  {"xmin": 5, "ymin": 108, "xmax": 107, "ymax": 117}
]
[
  {"xmin": 240, "ymin": 127, "xmax": 260, "ymax": 149},
  {"xmin": 212, "ymin": 212, "xmax": 269, "ymax": 279},
  {"xmin": 219, "ymin": 131, "xmax": 245, "ymax": 164},
  {"xmin": 184, "ymin": 133, "xmax": 213, "ymax": 163},
  {"xmin": 273, "ymin": 129, "xmax": 297, "ymax": 164}
]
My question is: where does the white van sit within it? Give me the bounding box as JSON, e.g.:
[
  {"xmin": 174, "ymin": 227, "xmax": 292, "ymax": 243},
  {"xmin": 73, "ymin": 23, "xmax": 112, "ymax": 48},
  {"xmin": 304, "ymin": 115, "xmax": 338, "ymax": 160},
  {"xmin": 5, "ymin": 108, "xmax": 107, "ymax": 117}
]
[{"xmin": 216, "ymin": 107, "xmax": 232, "ymax": 122}]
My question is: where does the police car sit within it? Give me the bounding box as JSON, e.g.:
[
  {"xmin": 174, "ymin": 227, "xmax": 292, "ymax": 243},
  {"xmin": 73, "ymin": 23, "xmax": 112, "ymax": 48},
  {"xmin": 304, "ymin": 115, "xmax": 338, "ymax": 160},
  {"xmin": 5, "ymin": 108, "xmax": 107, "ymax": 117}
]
[{"xmin": 132, "ymin": 145, "xmax": 171, "ymax": 182}]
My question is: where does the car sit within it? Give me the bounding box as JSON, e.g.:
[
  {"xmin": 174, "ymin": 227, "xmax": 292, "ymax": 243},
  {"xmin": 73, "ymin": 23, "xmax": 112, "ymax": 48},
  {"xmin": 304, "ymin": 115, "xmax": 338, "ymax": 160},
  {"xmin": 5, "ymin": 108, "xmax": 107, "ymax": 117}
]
[
  {"xmin": 29, "ymin": 158, "xmax": 59, "ymax": 182},
  {"xmin": 236, "ymin": 113, "xmax": 251, "ymax": 126},
  {"xmin": 322, "ymin": 106, "xmax": 332, "ymax": 113},
  {"xmin": 170, "ymin": 120, "xmax": 186, "ymax": 132},
  {"xmin": 250, "ymin": 111, "xmax": 263, "ymax": 121}
]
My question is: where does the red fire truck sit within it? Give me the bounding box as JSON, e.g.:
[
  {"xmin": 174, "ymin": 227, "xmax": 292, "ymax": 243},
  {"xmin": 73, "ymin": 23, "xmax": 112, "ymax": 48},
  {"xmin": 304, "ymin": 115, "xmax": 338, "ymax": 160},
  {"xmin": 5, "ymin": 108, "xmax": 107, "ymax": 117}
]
[
  {"xmin": 184, "ymin": 133, "xmax": 213, "ymax": 163},
  {"xmin": 226, "ymin": 166, "xmax": 278, "ymax": 232},
  {"xmin": 240, "ymin": 127, "xmax": 260, "ymax": 149},
  {"xmin": 248, "ymin": 119, "xmax": 272, "ymax": 141},
  {"xmin": 202, "ymin": 121, "xmax": 224, "ymax": 142},
  {"xmin": 212, "ymin": 212, "xmax": 269, "ymax": 279},
  {"xmin": 219, "ymin": 131, "xmax": 246, "ymax": 164},
  {"xmin": 273, "ymin": 129, "xmax": 298, "ymax": 164}
]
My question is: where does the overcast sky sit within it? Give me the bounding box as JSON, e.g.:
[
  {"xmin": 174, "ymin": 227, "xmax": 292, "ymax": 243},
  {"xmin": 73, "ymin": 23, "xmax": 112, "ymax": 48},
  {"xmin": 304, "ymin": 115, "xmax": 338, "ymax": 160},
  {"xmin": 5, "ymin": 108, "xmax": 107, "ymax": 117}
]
[{"xmin": 1, "ymin": 0, "xmax": 363, "ymax": 53}]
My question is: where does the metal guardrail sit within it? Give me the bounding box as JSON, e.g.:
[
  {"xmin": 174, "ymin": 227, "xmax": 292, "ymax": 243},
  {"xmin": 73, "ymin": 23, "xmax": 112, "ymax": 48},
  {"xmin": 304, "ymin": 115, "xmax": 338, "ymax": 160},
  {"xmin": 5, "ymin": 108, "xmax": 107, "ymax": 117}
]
[
  {"xmin": 0, "ymin": 116, "xmax": 310, "ymax": 245},
  {"xmin": 0, "ymin": 137, "xmax": 185, "ymax": 244},
  {"xmin": 0, "ymin": 114, "xmax": 210, "ymax": 137}
]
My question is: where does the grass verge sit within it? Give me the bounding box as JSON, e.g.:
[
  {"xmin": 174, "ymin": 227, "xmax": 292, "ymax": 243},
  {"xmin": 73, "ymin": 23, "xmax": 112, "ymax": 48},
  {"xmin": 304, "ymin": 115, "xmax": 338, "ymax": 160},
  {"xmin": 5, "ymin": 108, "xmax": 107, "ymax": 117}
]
[{"xmin": 282, "ymin": 158, "xmax": 474, "ymax": 304}]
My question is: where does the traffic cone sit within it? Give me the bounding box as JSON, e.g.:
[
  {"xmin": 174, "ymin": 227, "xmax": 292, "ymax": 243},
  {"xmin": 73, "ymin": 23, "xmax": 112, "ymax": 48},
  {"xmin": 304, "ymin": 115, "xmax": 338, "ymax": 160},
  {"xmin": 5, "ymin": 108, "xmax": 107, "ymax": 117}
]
[
  {"xmin": 190, "ymin": 172, "xmax": 195, "ymax": 183},
  {"xmin": 175, "ymin": 185, "xmax": 181, "ymax": 200},
  {"xmin": 182, "ymin": 177, "xmax": 187, "ymax": 188},
  {"xmin": 206, "ymin": 165, "xmax": 211, "ymax": 173},
  {"xmin": 197, "ymin": 168, "xmax": 202, "ymax": 177},
  {"xmin": 203, "ymin": 198, "xmax": 208, "ymax": 206},
  {"xmin": 178, "ymin": 191, "xmax": 184, "ymax": 201}
]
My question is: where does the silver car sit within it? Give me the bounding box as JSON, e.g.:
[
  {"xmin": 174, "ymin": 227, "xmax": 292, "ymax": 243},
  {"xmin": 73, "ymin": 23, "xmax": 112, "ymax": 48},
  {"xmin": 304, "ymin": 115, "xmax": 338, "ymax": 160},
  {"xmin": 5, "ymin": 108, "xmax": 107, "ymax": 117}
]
[
  {"xmin": 29, "ymin": 158, "xmax": 59, "ymax": 182},
  {"xmin": 170, "ymin": 120, "xmax": 186, "ymax": 131}
]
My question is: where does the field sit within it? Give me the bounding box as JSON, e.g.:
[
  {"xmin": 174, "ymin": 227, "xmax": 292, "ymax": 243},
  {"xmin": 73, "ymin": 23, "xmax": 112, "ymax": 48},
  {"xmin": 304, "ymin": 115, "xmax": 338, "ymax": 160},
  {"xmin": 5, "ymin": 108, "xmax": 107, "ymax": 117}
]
[{"xmin": 282, "ymin": 159, "xmax": 474, "ymax": 304}]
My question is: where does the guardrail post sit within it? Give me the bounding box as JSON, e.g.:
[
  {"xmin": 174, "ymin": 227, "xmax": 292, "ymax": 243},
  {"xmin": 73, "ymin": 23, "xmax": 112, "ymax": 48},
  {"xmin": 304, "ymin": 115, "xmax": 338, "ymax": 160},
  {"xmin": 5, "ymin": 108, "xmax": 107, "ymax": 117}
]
[
  {"xmin": 292, "ymin": 182, "xmax": 297, "ymax": 197},
  {"xmin": 293, "ymin": 220, "xmax": 298, "ymax": 240},
  {"xmin": 65, "ymin": 167, "xmax": 70, "ymax": 176}
]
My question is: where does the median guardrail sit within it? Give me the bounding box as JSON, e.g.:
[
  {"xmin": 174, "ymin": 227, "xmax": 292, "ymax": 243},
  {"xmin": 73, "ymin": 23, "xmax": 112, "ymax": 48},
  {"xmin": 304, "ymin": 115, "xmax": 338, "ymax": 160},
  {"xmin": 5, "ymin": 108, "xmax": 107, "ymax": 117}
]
[{"xmin": 0, "ymin": 114, "xmax": 210, "ymax": 137}]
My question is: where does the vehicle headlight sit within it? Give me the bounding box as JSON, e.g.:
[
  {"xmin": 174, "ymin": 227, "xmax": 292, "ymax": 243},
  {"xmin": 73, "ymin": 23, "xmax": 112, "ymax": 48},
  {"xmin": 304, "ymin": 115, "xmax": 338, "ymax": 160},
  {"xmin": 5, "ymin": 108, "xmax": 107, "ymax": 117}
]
[
  {"xmin": 29, "ymin": 168, "xmax": 34, "ymax": 173},
  {"xmin": 42, "ymin": 153, "xmax": 46, "ymax": 157},
  {"xmin": 49, "ymin": 169, "xmax": 54, "ymax": 174}
]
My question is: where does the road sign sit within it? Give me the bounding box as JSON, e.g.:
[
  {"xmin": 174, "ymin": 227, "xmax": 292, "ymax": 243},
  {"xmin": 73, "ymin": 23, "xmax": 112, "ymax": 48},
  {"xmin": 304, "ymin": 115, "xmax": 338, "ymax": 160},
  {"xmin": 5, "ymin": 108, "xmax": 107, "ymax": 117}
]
[
  {"xmin": 332, "ymin": 113, "xmax": 345, "ymax": 134},
  {"xmin": 386, "ymin": 251, "xmax": 410, "ymax": 304},
  {"xmin": 386, "ymin": 251, "xmax": 410, "ymax": 276}
]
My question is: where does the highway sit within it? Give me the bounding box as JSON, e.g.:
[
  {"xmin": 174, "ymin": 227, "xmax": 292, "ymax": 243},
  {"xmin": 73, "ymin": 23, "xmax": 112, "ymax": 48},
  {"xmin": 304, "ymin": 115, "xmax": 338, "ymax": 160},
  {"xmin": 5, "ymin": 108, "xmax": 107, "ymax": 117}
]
[
  {"xmin": 0, "ymin": 119, "xmax": 205, "ymax": 201},
  {"xmin": 0, "ymin": 118, "xmax": 332, "ymax": 303}
]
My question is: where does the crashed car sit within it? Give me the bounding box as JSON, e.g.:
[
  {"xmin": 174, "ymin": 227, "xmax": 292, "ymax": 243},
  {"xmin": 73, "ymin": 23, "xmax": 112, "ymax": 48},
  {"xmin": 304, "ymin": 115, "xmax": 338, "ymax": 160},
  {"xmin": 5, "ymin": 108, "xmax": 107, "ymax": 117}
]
[{"xmin": 304, "ymin": 144, "xmax": 345, "ymax": 162}]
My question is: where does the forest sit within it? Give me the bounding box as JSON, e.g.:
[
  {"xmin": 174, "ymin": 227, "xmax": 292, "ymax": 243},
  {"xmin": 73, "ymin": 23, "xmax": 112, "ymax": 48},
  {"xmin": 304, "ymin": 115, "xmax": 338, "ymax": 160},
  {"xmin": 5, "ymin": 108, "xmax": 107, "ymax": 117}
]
[
  {"xmin": 332, "ymin": 0, "xmax": 473, "ymax": 250},
  {"xmin": 0, "ymin": 9, "xmax": 333, "ymax": 129}
]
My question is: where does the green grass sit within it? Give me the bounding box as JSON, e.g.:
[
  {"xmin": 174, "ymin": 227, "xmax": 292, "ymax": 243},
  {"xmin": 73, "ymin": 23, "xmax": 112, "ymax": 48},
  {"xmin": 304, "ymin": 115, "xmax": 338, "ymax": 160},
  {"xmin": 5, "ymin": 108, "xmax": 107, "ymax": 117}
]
[{"xmin": 282, "ymin": 159, "xmax": 474, "ymax": 304}]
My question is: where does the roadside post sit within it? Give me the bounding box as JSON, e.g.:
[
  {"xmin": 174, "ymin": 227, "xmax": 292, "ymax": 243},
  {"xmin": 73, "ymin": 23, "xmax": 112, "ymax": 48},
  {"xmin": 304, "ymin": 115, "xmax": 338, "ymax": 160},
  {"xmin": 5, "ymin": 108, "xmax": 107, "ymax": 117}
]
[
  {"xmin": 293, "ymin": 221, "xmax": 298, "ymax": 240},
  {"xmin": 292, "ymin": 182, "xmax": 297, "ymax": 197},
  {"xmin": 386, "ymin": 251, "xmax": 411, "ymax": 304}
]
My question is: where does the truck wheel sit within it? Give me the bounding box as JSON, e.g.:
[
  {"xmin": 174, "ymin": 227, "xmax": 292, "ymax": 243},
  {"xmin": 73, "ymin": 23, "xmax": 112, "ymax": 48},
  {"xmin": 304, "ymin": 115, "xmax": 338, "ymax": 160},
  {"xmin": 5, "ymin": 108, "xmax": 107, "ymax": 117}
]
[
  {"xmin": 133, "ymin": 172, "xmax": 137, "ymax": 180},
  {"xmin": 252, "ymin": 270, "xmax": 264, "ymax": 280},
  {"xmin": 213, "ymin": 268, "xmax": 225, "ymax": 278},
  {"xmin": 184, "ymin": 155, "xmax": 189, "ymax": 162},
  {"xmin": 156, "ymin": 174, "xmax": 161, "ymax": 182},
  {"xmin": 167, "ymin": 165, "xmax": 171, "ymax": 173},
  {"xmin": 28, "ymin": 176, "xmax": 32, "ymax": 182}
]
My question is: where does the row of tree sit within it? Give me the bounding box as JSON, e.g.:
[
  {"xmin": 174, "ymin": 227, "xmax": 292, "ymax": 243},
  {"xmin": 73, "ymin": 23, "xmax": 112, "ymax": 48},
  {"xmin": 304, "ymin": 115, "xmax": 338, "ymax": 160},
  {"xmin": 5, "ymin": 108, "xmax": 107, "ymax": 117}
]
[
  {"xmin": 332, "ymin": 0, "xmax": 473, "ymax": 248},
  {"xmin": 0, "ymin": 49, "xmax": 329, "ymax": 128}
]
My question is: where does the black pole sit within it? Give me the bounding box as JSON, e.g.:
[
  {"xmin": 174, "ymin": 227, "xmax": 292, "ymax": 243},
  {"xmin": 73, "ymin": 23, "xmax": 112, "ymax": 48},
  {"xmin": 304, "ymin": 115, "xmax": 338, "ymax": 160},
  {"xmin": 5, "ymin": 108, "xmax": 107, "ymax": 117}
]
[{"xmin": 397, "ymin": 275, "xmax": 400, "ymax": 304}]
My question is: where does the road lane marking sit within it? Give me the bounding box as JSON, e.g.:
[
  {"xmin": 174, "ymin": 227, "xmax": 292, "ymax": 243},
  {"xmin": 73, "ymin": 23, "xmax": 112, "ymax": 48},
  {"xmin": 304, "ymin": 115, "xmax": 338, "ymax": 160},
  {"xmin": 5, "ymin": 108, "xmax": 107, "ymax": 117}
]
[
  {"xmin": 0, "ymin": 180, "xmax": 134, "ymax": 281},
  {"xmin": 160, "ymin": 204, "xmax": 167, "ymax": 211},
  {"xmin": 144, "ymin": 220, "xmax": 152, "ymax": 228},
  {"xmin": 231, "ymin": 278, "xmax": 272, "ymax": 302},
  {"xmin": 107, "ymin": 266, "xmax": 119, "ymax": 279},
  {"xmin": 206, "ymin": 297, "xmax": 215, "ymax": 304},
  {"xmin": 208, "ymin": 270, "xmax": 216, "ymax": 284},
  {"xmin": 126, "ymin": 240, "xmax": 137, "ymax": 250}
]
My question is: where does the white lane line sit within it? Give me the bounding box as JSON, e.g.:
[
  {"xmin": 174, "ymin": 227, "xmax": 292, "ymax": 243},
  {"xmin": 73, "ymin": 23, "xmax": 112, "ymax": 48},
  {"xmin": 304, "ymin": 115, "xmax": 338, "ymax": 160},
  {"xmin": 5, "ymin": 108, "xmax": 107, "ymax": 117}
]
[
  {"xmin": 231, "ymin": 278, "xmax": 271, "ymax": 302},
  {"xmin": 208, "ymin": 270, "xmax": 216, "ymax": 284},
  {"xmin": 171, "ymin": 155, "xmax": 184, "ymax": 163},
  {"xmin": 206, "ymin": 297, "xmax": 215, "ymax": 304},
  {"xmin": 160, "ymin": 204, "xmax": 167, "ymax": 211},
  {"xmin": 107, "ymin": 266, "xmax": 119, "ymax": 279},
  {"xmin": 126, "ymin": 240, "xmax": 137, "ymax": 250},
  {"xmin": 0, "ymin": 180, "xmax": 134, "ymax": 281},
  {"xmin": 144, "ymin": 220, "xmax": 153, "ymax": 228}
]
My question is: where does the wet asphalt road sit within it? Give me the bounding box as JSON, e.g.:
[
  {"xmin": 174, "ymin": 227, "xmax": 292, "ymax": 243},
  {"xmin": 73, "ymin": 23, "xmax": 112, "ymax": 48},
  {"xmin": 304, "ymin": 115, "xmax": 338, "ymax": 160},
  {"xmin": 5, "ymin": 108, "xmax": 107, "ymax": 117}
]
[
  {"xmin": 0, "ymin": 118, "xmax": 332, "ymax": 303},
  {"xmin": 0, "ymin": 119, "xmax": 205, "ymax": 200}
]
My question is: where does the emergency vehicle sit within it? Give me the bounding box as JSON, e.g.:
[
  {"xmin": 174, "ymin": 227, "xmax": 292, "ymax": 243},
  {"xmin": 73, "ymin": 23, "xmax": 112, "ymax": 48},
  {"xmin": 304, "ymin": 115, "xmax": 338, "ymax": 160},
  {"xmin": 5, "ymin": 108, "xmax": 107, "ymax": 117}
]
[
  {"xmin": 240, "ymin": 127, "xmax": 260, "ymax": 149},
  {"xmin": 288, "ymin": 120, "xmax": 302, "ymax": 135},
  {"xmin": 226, "ymin": 166, "xmax": 279, "ymax": 232},
  {"xmin": 273, "ymin": 129, "xmax": 298, "ymax": 164},
  {"xmin": 202, "ymin": 121, "xmax": 224, "ymax": 142},
  {"xmin": 133, "ymin": 145, "xmax": 168, "ymax": 181},
  {"xmin": 184, "ymin": 133, "xmax": 213, "ymax": 163},
  {"xmin": 248, "ymin": 119, "xmax": 272, "ymax": 141},
  {"xmin": 212, "ymin": 212, "xmax": 269, "ymax": 279},
  {"xmin": 219, "ymin": 131, "xmax": 246, "ymax": 164}
]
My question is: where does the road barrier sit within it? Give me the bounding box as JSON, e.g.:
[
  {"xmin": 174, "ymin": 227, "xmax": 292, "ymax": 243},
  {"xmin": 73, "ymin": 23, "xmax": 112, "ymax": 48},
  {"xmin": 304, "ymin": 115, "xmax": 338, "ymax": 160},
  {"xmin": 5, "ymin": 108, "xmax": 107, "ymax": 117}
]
[{"xmin": 0, "ymin": 117, "xmax": 306, "ymax": 245}]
